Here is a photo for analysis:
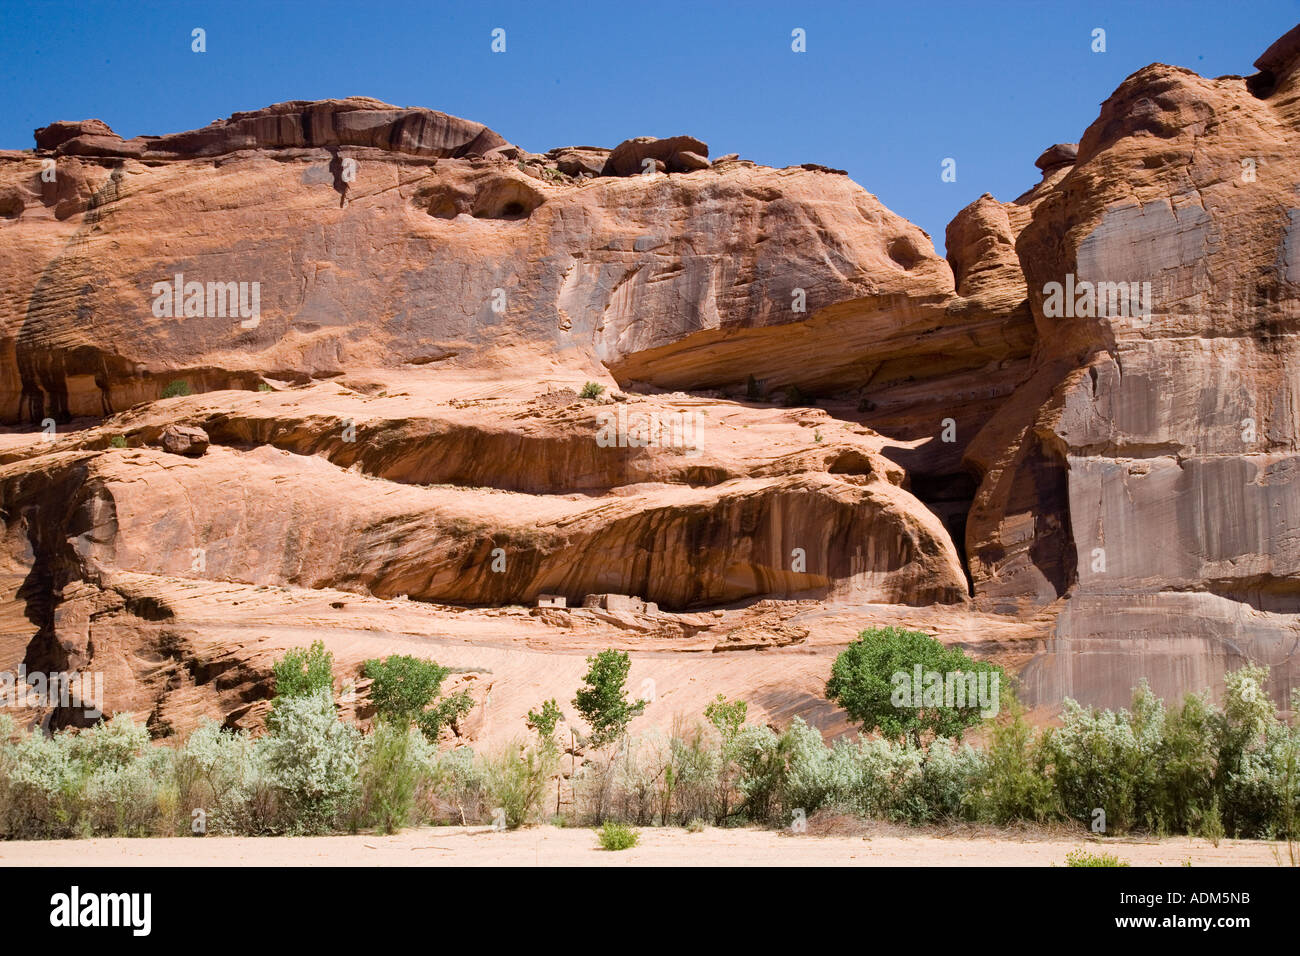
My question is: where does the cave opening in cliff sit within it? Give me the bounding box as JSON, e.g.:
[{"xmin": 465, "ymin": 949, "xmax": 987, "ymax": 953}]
[
  {"xmin": 905, "ymin": 470, "xmax": 978, "ymax": 597},
  {"xmin": 875, "ymin": 437, "xmax": 979, "ymax": 598}
]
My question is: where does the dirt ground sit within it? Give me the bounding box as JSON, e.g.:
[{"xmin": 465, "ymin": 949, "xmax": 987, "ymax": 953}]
[{"xmin": 0, "ymin": 826, "xmax": 1291, "ymax": 867}]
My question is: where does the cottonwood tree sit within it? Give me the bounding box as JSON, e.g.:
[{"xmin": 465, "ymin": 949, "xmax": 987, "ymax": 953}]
[
  {"xmin": 362, "ymin": 654, "xmax": 471, "ymax": 743},
  {"xmin": 572, "ymin": 649, "xmax": 645, "ymax": 747},
  {"xmin": 572, "ymin": 650, "xmax": 646, "ymax": 822},
  {"xmin": 826, "ymin": 626, "xmax": 1002, "ymax": 746}
]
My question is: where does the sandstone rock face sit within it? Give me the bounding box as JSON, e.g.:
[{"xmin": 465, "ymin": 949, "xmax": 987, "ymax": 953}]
[
  {"xmin": 969, "ymin": 24, "xmax": 1300, "ymax": 706},
  {"xmin": 1, "ymin": 28, "xmax": 1298, "ymax": 737}
]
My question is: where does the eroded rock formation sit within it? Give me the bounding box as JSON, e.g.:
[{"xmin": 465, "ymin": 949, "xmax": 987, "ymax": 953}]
[{"xmin": 1, "ymin": 26, "xmax": 1298, "ymax": 738}]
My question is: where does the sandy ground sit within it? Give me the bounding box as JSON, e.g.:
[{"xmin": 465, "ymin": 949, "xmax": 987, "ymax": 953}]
[{"xmin": 0, "ymin": 826, "xmax": 1290, "ymax": 867}]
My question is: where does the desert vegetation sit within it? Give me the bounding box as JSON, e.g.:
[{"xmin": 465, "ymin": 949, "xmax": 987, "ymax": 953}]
[{"xmin": 0, "ymin": 629, "xmax": 1296, "ymax": 845}]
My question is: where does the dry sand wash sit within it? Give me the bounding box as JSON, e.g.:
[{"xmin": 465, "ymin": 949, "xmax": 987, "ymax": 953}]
[{"xmin": 0, "ymin": 826, "xmax": 1288, "ymax": 867}]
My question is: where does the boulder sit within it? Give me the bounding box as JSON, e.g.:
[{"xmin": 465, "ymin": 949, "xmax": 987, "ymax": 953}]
[
  {"xmin": 602, "ymin": 135, "xmax": 710, "ymax": 176},
  {"xmin": 547, "ymin": 146, "xmax": 609, "ymax": 177},
  {"xmin": 1033, "ymin": 142, "xmax": 1078, "ymax": 172},
  {"xmin": 677, "ymin": 150, "xmax": 710, "ymax": 171},
  {"xmin": 34, "ymin": 119, "xmax": 118, "ymax": 151},
  {"xmin": 159, "ymin": 425, "xmax": 210, "ymax": 457}
]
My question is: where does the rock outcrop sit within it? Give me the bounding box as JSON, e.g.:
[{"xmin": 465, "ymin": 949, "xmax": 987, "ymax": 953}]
[
  {"xmin": 603, "ymin": 135, "xmax": 710, "ymax": 176},
  {"xmin": 1, "ymin": 26, "xmax": 1298, "ymax": 737},
  {"xmin": 967, "ymin": 23, "xmax": 1300, "ymax": 707}
]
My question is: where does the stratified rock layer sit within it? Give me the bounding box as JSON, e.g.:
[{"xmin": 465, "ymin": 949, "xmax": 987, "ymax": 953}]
[
  {"xmin": 1, "ymin": 27, "xmax": 1298, "ymax": 736},
  {"xmin": 971, "ymin": 24, "xmax": 1300, "ymax": 706}
]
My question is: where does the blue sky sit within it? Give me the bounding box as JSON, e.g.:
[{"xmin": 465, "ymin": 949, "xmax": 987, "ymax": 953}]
[{"xmin": 1, "ymin": 0, "xmax": 1295, "ymax": 250}]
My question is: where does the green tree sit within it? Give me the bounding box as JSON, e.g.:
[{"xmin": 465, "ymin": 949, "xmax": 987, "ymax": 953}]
[
  {"xmin": 363, "ymin": 655, "xmax": 472, "ymax": 743},
  {"xmin": 273, "ymin": 640, "xmax": 335, "ymax": 699},
  {"xmin": 825, "ymin": 626, "xmax": 1002, "ymax": 746},
  {"xmin": 270, "ymin": 640, "xmax": 335, "ymax": 724},
  {"xmin": 705, "ymin": 694, "xmax": 750, "ymax": 823},
  {"xmin": 572, "ymin": 650, "xmax": 645, "ymax": 747},
  {"xmin": 525, "ymin": 698, "xmax": 565, "ymax": 817},
  {"xmin": 527, "ymin": 699, "xmax": 563, "ymax": 742},
  {"xmin": 705, "ymin": 694, "xmax": 748, "ymax": 743}
]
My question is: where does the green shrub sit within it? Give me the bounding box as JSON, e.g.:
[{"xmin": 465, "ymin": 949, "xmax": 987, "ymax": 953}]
[
  {"xmin": 1215, "ymin": 665, "xmax": 1285, "ymax": 837},
  {"xmin": 82, "ymin": 755, "xmax": 169, "ymax": 836},
  {"xmin": 487, "ymin": 741, "xmax": 557, "ymax": 829},
  {"xmin": 1066, "ymin": 849, "xmax": 1130, "ymax": 867},
  {"xmin": 971, "ymin": 703, "xmax": 1058, "ymax": 824},
  {"xmin": 579, "ymin": 382, "xmax": 605, "ymax": 400},
  {"xmin": 363, "ymin": 654, "xmax": 472, "ymax": 743},
  {"xmin": 423, "ymin": 746, "xmax": 489, "ymax": 825},
  {"xmin": 597, "ymin": 820, "xmax": 638, "ymax": 850},
  {"xmin": 357, "ymin": 721, "xmax": 433, "ymax": 834},
  {"xmin": 781, "ymin": 718, "xmax": 845, "ymax": 821},
  {"xmin": 1152, "ymin": 691, "xmax": 1216, "ymax": 833},
  {"xmin": 910, "ymin": 738, "xmax": 986, "ymax": 823},
  {"xmin": 74, "ymin": 718, "xmax": 169, "ymax": 837},
  {"xmin": 734, "ymin": 723, "xmax": 785, "ymax": 824},
  {"xmin": 0, "ymin": 715, "xmax": 170, "ymax": 839},
  {"xmin": 161, "ymin": 380, "xmax": 191, "ymax": 398},
  {"xmin": 173, "ymin": 720, "xmax": 266, "ymax": 835},
  {"xmin": 109, "ymin": 435, "xmax": 127, "ymax": 448},
  {"xmin": 783, "ymin": 385, "xmax": 810, "ymax": 407},
  {"xmin": 583, "ymin": 731, "xmax": 666, "ymax": 825},
  {"xmin": 262, "ymin": 689, "xmax": 360, "ymax": 833},
  {"xmin": 69, "ymin": 714, "xmax": 150, "ymax": 772},
  {"xmin": 1048, "ymin": 699, "xmax": 1146, "ymax": 832},
  {"xmin": 1197, "ymin": 796, "xmax": 1225, "ymax": 846},
  {"xmin": 0, "ymin": 732, "xmax": 80, "ymax": 838},
  {"xmin": 666, "ymin": 722, "xmax": 723, "ymax": 825},
  {"xmin": 0, "ymin": 664, "xmax": 1294, "ymax": 843},
  {"xmin": 257, "ymin": 383, "xmax": 273, "ymax": 392}
]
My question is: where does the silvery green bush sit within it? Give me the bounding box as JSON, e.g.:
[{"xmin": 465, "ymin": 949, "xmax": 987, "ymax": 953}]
[
  {"xmin": 260, "ymin": 689, "xmax": 361, "ymax": 833},
  {"xmin": 0, "ymin": 664, "xmax": 1295, "ymax": 840},
  {"xmin": 1, "ymin": 730, "xmax": 79, "ymax": 838}
]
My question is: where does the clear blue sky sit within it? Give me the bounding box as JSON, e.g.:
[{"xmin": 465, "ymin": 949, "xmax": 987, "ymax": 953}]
[{"xmin": 1, "ymin": 0, "xmax": 1295, "ymax": 251}]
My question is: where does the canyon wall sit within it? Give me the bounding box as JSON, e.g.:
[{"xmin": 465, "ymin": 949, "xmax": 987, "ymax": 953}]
[{"xmin": 0, "ymin": 26, "xmax": 1297, "ymax": 735}]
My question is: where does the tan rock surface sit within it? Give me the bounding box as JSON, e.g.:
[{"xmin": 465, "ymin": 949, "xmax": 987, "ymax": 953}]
[
  {"xmin": 2, "ymin": 28, "xmax": 1299, "ymax": 739},
  {"xmin": 967, "ymin": 24, "xmax": 1300, "ymax": 705}
]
